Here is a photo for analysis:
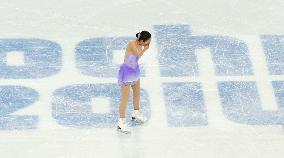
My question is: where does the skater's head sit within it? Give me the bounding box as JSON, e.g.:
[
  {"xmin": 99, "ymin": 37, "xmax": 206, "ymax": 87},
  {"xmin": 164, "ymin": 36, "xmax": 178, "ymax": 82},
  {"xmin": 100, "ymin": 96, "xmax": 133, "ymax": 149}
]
[{"xmin": 136, "ymin": 31, "xmax": 151, "ymax": 46}]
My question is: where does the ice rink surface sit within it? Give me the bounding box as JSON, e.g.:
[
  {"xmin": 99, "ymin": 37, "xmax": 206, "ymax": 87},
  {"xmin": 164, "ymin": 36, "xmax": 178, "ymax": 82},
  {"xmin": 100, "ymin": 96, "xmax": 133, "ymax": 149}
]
[{"xmin": 1, "ymin": 0, "xmax": 284, "ymax": 157}]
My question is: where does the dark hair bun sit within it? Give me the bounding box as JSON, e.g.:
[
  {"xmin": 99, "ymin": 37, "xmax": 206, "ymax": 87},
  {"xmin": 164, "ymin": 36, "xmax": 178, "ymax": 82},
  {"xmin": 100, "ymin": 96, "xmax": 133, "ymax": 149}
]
[
  {"xmin": 136, "ymin": 31, "xmax": 151, "ymax": 42},
  {"xmin": 136, "ymin": 32, "xmax": 140, "ymax": 38}
]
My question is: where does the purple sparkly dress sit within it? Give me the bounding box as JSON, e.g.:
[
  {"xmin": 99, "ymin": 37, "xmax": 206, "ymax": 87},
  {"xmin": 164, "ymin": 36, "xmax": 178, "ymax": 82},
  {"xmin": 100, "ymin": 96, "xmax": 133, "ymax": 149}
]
[{"xmin": 117, "ymin": 53, "xmax": 141, "ymax": 86}]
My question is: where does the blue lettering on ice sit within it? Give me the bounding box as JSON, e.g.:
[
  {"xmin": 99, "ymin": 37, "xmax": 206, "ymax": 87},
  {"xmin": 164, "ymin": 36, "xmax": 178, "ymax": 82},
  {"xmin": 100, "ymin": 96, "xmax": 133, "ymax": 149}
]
[
  {"xmin": 218, "ymin": 81, "xmax": 284, "ymax": 127},
  {"xmin": 153, "ymin": 24, "xmax": 253, "ymax": 76},
  {"xmin": 0, "ymin": 86, "xmax": 39, "ymax": 130},
  {"xmin": 75, "ymin": 37, "xmax": 145, "ymax": 77},
  {"xmin": 0, "ymin": 39, "xmax": 62, "ymax": 79},
  {"xmin": 261, "ymin": 35, "xmax": 284, "ymax": 75},
  {"xmin": 162, "ymin": 82, "xmax": 207, "ymax": 127},
  {"xmin": 52, "ymin": 84, "xmax": 150, "ymax": 128},
  {"xmin": 272, "ymin": 81, "xmax": 284, "ymax": 108},
  {"xmin": 154, "ymin": 24, "xmax": 284, "ymax": 127},
  {"xmin": 0, "ymin": 24, "xmax": 283, "ymax": 130}
]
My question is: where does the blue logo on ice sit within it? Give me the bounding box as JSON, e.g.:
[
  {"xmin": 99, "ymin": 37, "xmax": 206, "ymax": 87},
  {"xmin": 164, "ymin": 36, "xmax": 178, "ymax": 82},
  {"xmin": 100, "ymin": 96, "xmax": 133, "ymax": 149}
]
[
  {"xmin": 154, "ymin": 25, "xmax": 284, "ymax": 128},
  {"xmin": 0, "ymin": 24, "xmax": 284, "ymax": 130}
]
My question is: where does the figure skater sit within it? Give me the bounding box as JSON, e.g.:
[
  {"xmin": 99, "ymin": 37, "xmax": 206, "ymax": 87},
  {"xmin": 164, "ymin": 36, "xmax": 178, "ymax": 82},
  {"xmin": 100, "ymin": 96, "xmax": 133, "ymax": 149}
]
[{"xmin": 117, "ymin": 31, "xmax": 151, "ymax": 133}]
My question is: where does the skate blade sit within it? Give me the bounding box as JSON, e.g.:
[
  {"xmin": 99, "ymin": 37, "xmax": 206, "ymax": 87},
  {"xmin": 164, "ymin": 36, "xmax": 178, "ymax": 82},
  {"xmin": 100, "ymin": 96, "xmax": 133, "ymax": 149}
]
[
  {"xmin": 131, "ymin": 117, "xmax": 147, "ymax": 123},
  {"xmin": 117, "ymin": 126, "xmax": 131, "ymax": 134}
]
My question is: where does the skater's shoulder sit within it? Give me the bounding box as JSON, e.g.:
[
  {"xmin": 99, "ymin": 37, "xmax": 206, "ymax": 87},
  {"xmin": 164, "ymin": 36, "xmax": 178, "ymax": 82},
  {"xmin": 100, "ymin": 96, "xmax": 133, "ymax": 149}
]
[{"xmin": 128, "ymin": 40, "xmax": 137, "ymax": 46}]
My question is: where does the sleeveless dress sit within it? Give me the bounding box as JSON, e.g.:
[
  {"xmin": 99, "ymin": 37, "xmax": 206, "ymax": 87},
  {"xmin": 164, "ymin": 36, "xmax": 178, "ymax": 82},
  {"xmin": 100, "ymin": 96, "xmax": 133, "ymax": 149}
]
[{"xmin": 117, "ymin": 53, "xmax": 141, "ymax": 86}]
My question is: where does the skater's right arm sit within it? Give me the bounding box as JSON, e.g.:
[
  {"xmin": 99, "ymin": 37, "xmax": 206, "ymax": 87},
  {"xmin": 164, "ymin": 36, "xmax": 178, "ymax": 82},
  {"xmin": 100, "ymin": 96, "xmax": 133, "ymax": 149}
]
[{"xmin": 130, "ymin": 42, "xmax": 149, "ymax": 56}]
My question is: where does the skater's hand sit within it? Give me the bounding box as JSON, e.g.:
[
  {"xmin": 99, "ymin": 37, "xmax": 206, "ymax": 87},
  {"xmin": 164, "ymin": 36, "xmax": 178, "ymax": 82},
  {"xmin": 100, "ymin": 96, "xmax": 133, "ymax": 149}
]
[{"xmin": 144, "ymin": 44, "xmax": 150, "ymax": 50}]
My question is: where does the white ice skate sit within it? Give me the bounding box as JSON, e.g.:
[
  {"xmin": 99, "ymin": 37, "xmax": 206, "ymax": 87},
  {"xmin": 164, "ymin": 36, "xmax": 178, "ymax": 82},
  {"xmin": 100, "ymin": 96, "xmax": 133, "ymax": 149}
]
[
  {"xmin": 131, "ymin": 110, "xmax": 147, "ymax": 123},
  {"xmin": 117, "ymin": 119, "xmax": 131, "ymax": 134}
]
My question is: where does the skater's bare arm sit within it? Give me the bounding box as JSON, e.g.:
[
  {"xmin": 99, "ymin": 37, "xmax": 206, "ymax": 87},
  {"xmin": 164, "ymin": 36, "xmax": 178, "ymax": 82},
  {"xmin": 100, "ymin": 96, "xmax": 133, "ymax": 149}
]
[{"xmin": 130, "ymin": 42, "xmax": 149, "ymax": 56}]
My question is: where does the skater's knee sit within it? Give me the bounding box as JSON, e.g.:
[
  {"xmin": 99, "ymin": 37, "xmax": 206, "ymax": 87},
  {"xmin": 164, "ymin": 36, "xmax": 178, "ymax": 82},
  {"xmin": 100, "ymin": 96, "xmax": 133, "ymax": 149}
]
[{"xmin": 121, "ymin": 84, "xmax": 130, "ymax": 91}]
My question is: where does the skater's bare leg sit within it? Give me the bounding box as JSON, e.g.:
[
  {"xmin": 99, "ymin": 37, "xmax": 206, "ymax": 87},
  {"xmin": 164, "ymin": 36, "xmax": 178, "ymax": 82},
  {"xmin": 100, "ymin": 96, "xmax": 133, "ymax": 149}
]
[
  {"xmin": 119, "ymin": 84, "xmax": 130, "ymax": 118},
  {"xmin": 130, "ymin": 79, "xmax": 147, "ymax": 122},
  {"xmin": 131, "ymin": 79, "xmax": 140, "ymax": 110}
]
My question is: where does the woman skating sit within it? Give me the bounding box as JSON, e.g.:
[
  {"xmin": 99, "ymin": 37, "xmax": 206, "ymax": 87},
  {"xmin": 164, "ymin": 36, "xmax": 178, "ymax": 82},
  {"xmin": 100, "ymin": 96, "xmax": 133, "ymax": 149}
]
[{"xmin": 117, "ymin": 31, "xmax": 151, "ymax": 133}]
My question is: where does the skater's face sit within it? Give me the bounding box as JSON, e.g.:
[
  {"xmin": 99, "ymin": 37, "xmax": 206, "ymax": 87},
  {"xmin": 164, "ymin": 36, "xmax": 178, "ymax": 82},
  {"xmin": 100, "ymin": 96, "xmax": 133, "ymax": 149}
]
[{"xmin": 139, "ymin": 38, "xmax": 151, "ymax": 46}]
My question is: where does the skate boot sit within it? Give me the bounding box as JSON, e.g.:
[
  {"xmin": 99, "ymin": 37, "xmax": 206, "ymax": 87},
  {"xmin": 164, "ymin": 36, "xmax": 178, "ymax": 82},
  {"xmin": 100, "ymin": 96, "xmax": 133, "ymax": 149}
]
[
  {"xmin": 117, "ymin": 118, "xmax": 131, "ymax": 134},
  {"xmin": 131, "ymin": 110, "xmax": 147, "ymax": 123}
]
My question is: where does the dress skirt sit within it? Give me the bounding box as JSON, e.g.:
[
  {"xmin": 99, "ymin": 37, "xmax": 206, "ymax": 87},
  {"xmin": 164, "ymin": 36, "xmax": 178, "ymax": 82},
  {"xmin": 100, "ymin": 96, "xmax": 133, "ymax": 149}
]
[{"xmin": 117, "ymin": 63, "xmax": 140, "ymax": 86}]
